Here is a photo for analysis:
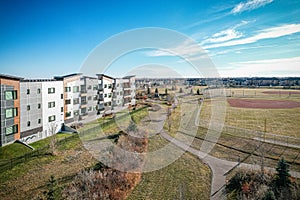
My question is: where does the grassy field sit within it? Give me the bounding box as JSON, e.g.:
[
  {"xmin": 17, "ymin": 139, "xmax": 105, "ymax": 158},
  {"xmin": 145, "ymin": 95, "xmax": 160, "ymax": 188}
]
[
  {"xmin": 200, "ymin": 95, "xmax": 300, "ymax": 137},
  {"xmin": 127, "ymin": 135, "xmax": 211, "ymax": 200}
]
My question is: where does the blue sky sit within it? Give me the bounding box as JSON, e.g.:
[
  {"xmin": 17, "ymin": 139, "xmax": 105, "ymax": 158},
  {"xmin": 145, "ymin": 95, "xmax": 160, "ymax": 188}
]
[{"xmin": 1, "ymin": 0, "xmax": 300, "ymax": 78}]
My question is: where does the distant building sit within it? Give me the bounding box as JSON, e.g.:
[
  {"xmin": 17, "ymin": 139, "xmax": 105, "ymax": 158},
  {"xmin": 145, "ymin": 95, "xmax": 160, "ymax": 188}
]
[{"xmin": 0, "ymin": 74, "xmax": 22, "ymax": 146}]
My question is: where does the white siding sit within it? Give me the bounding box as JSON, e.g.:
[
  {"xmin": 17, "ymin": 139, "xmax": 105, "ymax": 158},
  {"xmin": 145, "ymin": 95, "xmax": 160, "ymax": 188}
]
[{"xmin": 42, "ymin": 81, "xmax": 64, "ymax": 137}]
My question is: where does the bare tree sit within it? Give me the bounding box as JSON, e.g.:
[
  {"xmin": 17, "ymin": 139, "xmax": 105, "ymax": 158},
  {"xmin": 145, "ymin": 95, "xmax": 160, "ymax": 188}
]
[{"xmin": 48, "ymin": 123, "xmax": 58, "ymax": 156}]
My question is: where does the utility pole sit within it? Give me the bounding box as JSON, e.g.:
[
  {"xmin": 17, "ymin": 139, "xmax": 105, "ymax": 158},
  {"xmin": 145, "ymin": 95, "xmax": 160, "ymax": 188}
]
[{"xmin": 261, "ymin": 119, "xmax": 266, "ymax": 178}]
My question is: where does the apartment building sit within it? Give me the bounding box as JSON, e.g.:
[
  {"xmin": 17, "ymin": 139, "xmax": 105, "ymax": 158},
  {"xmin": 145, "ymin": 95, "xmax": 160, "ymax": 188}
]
[
  {"xmin": 113, "ymin": 76, "xmax": 136, "ymax": 109},
  {"xmin": 54, "ymin": 74, "xmax": 99, "ymax": 124},
  {"xmin": 19, "ymin": 79, "xmax": 64, "ymax": 143},
  {"xmin": 122, "ymin": 75, "xmax": 136, "ymax": 107},
  {"xmin": 0, "ymin": 74, "xmax": 22, "ymax": 146},
  {"xmin": 113, "ymin": 78, "xmax": 125, "ymax": 108},
  {"xmin": 54, "ymin": 73, "xmax": 82, "ymax": 124},
  {"xmin": 96, "ymin": 74, "xmax": 114, "ymax": 115},
  {"xmin": 0, "ymin": 72, "xmax": 136, "ymax": 146},
  {"xmin": 80, "ymin": 76, "xmax": 98, "ymax": 121}
]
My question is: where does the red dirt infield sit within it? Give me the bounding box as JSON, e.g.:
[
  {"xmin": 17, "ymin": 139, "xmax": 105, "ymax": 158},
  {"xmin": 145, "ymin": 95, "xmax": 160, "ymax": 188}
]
[
  {"xmin": 227, "ymin": 99, "xmax": 300, "ymax": 109},
  {"xmin": 262, "ymin": 91, "xmax": 300, "ymax": 95}
]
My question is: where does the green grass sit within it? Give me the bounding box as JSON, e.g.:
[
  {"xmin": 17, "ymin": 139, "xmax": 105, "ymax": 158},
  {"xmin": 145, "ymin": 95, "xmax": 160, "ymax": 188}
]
[
  {"xmin": 30, "ymin": 133, "xmax": 72, "ymax": 149},
  {"xmin": 127, "ymin": 135, "xmax": 211, "ymax": 200},
  {"xmin": 0, "ymin": 143, "xmax": 32, "ymax": 160}
]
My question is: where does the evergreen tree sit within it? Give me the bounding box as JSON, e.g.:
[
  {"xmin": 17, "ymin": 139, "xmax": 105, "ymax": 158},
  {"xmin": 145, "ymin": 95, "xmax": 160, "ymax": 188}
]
[
  {"xmin": 197, "ymin": 88, "xmax": 200, "ymax": 95},
  {"xmin": 155, "ymin": 88, "xmax": 158, "ymax": 94},
  {"xmin": 165, "ymin": 88, "xmax": 168, "ymax": 95},
  {"xmin": 262, "ymin": 190, "xmax": 276, "ymax": 200},
  {"xmin": 275, "ymin": 158, "xmax": 291, "ymax": 189},
  {"xmin": 45, "ymin": 175, "xmax": 60, "ymax": 200},
  {"xmin": 147, "ymin": 87, "xmax": 150, "ymax": 94}
]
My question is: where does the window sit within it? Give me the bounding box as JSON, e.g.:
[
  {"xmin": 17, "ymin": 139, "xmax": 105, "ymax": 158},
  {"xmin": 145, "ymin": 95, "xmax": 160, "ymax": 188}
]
[
  {"xmin": 80, "ymin": 85, "xmax": 86, "ymax": 93},
  {"xmin": 73, "ymin": 86, "xmax": 79, "ymax": 93},
  {"xmin": 27, "ymin": 105, "xmax": 30, "ymax": 111},
  {"xmin": 73, "ymin": 98, "xmax": 80, "ymax": 105},
  {"xmin": 88, "ymin": 107, "xmax": 92, "ymax": 111},
  {"xmin": 27, "ymin": 89, "xmax": 30, "ymax": 94},
  {"xmin": 38, "ymin": 103, "xmax": 41, "ymax": 109},
  {"xmin": 61, "ymin": 107, "xmax": 63, "ymax": 112},
  {"xmin": 81, "ymin": 108, "xmax": 86, "ymax": 114},
  {"xmin": 108, "ymin": 84, "xmax": 112, "ymax": 89},
  {"xmin": 93, "ymin": 106, "xmax": 97, "ymax": 111},
  {"xmin": 104, "ymin": 94, "xmax": 107, "ymax": 97},
  {"xmin": 104, "ymin": 84, "xmax": 107, "ymax": 88},
  {"xmin": 65, "ymin": 87, "xmax": 71, "ymax": 92},
  {"xmin": 48, "ymin": 88, "xmax": 55, "ymax": 94},
  {"xmin": 38, "ymin": 119, "xmax": 41, "ymax": 124},
  {"xmin": 61, "ymin": 94, "xmax": 63, "ymax": 99},
  {"xmin": 65, "ymin": 99, "xmax": 71, "ymax": 105},
  {"xmin": 27, "ymin": 121, "xmax": 30, "ymax": 127},
  {"xmin": 5, "ymin": 108, "xmax": 18, "ymax": 118},
  {"xmin": 74, "ymin": 110, "xmax": 79, "ymax": 116},
  {"xmin": 5, "ymin": 124, "xmax": 18, "ymax": 135},
  {"xmin": 48, "ymin": 101, "xmax": 55, "ymax": 108},
  {"xmin": 88, "ymin": 85, "xmax": 92, "ymax": 90},
  {"xmin": 66, "ymin": 112, "xmax": 71, "ymax": 117},
  {"xmin": 88, "ymin": 96, "xmax": 92, "ymax": 101},
  {"xmin": 93, "ymin": 85, "xmax": 98, "ymax": 90},
  {"xmin": 81, "ymin": 96, "xmax": 87, "ymax": 104},
  {"xmin": 48, "ymin": 115, "xmax": 56, "ymax": 122},
  {"xmin": 37, "ymin": 88, "xmax": 41, "ymax": 94},
  {"xmin": 108, "ymin": 93, "xmax": 112, "ymax": 98},
  {"xmin": 93, "ymin": 95, "xmax": 97, "ymax": 101},
  {"xmin": 5, "ymin": 90, "xmax": 17, "ymax": 100}
]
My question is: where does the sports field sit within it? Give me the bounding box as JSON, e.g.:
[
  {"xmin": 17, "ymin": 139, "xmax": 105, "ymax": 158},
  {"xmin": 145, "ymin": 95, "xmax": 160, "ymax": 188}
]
[{"xmin": 200, "ymin": 88, "xmax": 300, "ymax": 138}]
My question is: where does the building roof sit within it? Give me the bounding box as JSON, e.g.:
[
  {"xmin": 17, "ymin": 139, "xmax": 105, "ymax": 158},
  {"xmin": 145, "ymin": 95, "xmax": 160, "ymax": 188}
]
[
  {"xmin": 53, "ymin": 73, "xmax": 82, "ymax": 80},
  {"xmin": 81, "ymin": 75, "xmax": 98, "ymax": 80},
  {"xmin": 123, "ymin": 75, "xmax": 136, "ymax": 79},
  {"xmin": 96, "ymin": 73, "xmax": 114, "ymax": 80},
  {"xmin": 0, "ymin": 74, "xmax": 24, "ymax": 81},
  {"xmin": 21, "ymin": 79, "xmax": 60, "ymax": 82}
]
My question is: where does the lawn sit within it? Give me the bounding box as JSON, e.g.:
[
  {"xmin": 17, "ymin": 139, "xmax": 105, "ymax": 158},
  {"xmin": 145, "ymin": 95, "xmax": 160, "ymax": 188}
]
[
  {"xmin": 0, "ymin": 133, "xmax": 72, "ymax": 161},
  {"xmin": 127, "ymin": 135, "xmax": 211, "ymax": 200}
]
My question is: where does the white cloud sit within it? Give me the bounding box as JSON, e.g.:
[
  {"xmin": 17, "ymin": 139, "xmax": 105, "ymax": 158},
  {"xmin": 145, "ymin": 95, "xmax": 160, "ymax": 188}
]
[
  {"xmin": 219, "ymin": 56, "xmax": 300, "ymax": 77},
  {"xmin": 204, "ymin": 23, "xmax": 300, "ymax": 49},
  {"xmin": 201, "ymin": 21, "xmax": 250, "ymax": 45},
  {"xmin": 145, "ymin": 39, "xmax": 208, "ymax": 60},
  {"xmin": 203, "ymin": 29, "xmax": 243, "ymax": 44},
  {"xmin": 231, "ymin": 0, "xmax": 273, "ymax": 14}
]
